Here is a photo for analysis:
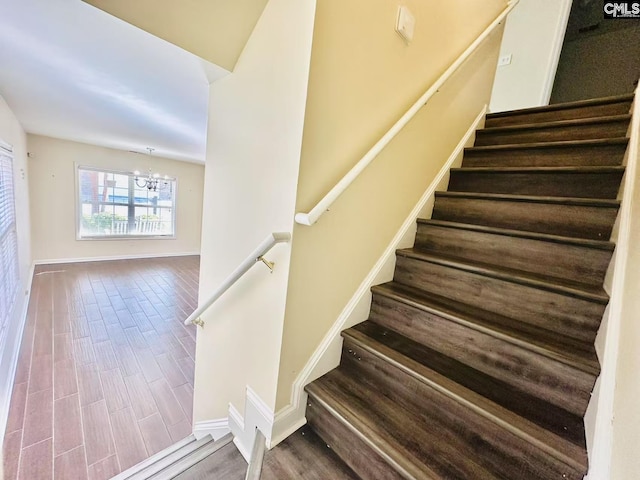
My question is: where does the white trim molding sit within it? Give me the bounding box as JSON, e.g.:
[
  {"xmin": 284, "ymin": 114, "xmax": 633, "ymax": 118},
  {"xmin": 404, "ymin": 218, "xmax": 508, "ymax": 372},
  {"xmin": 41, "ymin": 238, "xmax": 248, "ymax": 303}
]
[
  {"xmin": 33, "ymin": 251, "xmax": 200, "ymax": 266},
  {"xmin": 272, "ymin": 106, "xmax": 488, "ymax": 447},
  {"xmin": 228, "ymin": 387, "xmax": 276, "ymax": 462},
  {"xmin": 193, "ymin": 418, "xmax": 230, "ymax": 441}
]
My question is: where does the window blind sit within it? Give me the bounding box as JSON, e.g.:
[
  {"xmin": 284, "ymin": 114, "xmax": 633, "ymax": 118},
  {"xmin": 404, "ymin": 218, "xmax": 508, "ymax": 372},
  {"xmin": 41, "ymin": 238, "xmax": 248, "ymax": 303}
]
[{"xmin": 0, "ymin": 148, "xmax": 19, "ymax": 351}]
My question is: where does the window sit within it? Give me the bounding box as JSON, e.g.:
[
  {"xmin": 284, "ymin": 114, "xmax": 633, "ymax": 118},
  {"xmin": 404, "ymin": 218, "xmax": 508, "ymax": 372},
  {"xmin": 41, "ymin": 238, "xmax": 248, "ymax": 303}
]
[
  {"xmin": 77, "ymin": 166, "xmax": 176, "ymax": 239},
  {"xmin": 0, "ymin": 145, "xmax": 19, "ymax": 348}
]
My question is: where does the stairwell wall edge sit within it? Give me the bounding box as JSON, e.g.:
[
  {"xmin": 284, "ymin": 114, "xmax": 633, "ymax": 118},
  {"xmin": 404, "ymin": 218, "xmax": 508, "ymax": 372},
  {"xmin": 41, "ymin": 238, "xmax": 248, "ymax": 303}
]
[{"xmin": 586, "ymin": 83, "xmax": 640, "ymax": 480}]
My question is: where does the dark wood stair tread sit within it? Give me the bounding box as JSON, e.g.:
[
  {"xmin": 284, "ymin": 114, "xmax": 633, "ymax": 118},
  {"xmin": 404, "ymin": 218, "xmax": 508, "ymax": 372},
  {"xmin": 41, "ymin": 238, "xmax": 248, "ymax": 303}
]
[
  {"xmin": 465, "ymin": 137, "xmax": 629, "ymax": 153},
  {"xmin": 486, "ymin": 94, "xmax": 634, "ymax": 119},
  {"xmin": 342, "ymin": 324, "xmax": 590, "ymax": 457},
  {"xmin": 372, "ymin": 281, "xmax": 599, "ymax": 374},
  {"xmin": 477, "ymin": 114, "xmax": 631, "ymax": 134},
  {"xmin": 435, "ymin": 190, "xmax": 621, "ymax": 207},
  {"xmin": 395, "ymin": 248, "xmax": 609, "ymax": 304},
  {"xmin": 263, "ymin": 426, "xmax": 358, "ymax": 480},
  {"xmin": 450, "ymin": 165, "xmax": 625, "ymax": 174},
  {"xmin": 307, "ymin": 369, "xmax": 498, "ymax": 479},
  {"xmin": 416, "ymin": 218, "xmax": 615, "ymax": 251}
]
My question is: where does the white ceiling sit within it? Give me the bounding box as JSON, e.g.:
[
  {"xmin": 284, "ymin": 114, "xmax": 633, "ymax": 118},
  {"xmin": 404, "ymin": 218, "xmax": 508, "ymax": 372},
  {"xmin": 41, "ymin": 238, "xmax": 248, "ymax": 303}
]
[{"xmin": 0, "ymin": 0, "xmax": 228, "ymax": 163}]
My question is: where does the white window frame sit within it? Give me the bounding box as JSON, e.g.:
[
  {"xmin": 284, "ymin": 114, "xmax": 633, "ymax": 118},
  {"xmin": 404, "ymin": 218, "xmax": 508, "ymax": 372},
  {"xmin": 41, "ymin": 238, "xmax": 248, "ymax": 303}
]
[
  {"xmin": 75, "ymin": 164, "xmax": 178, "ymax": 240},
  {"xmin": 0, "ymin": 140, "xmax": 19, "ymax": 351}
]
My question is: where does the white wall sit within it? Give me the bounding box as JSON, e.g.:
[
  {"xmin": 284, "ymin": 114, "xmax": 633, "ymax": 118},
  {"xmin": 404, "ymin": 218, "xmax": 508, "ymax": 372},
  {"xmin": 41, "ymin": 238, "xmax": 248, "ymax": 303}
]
[
  {"xmin": 193, "ymin": 0, "xmax": 316, "ymax": 444},
  {"xmin": 27, "ymin": 134, "xmax": 204, "ymax": 263},
  {"xmin": 490, "ymin": 0, "xmax": 572, "ymax": 112},
  {"xmin": 0, "ymin": 96, "xmax": 32, "ymax": 452}
]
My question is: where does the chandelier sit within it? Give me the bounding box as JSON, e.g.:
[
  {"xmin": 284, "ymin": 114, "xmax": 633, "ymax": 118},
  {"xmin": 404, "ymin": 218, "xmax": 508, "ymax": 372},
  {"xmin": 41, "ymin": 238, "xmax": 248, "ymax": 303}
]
[{"xmin": 134, "ymin": 148, "xmax": 168, "ymax": 191}]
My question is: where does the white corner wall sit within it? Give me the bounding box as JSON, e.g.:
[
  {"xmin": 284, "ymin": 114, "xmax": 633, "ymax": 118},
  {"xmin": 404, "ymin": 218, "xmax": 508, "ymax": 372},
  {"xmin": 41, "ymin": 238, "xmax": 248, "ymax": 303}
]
[
  {"xmin": 0, "ymin": 96, "xmax": 33, "ymax": 450},
  {"xmin": 489, "ymin": 0, "xmax": 572, "ymax": 112},
  {"xmin": 193, "ymin": 0, "xmax": 316, "ymax": 449}
]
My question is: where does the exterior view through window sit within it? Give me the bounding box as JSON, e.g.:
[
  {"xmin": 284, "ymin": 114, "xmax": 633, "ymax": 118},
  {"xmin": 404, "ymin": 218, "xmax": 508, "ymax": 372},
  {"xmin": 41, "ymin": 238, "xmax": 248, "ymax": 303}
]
[{"xmin": 77, "ymin": 166, "xmax": 176, "ymax": 238}]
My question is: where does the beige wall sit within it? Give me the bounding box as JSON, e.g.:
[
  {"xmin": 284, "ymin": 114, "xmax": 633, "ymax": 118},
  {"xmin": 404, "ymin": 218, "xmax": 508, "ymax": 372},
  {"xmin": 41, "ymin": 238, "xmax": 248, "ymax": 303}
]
[
  {"xmin": 27, "ymin": 135, "xmax": 204, "ymax": 263},
  {"xmin": 194, "ymin": 0, "xmax": 316, "ymax": 430},
  {"xmin": 490, "ymin": 0, "xmax": 571, "ymax": 112},
  {"xmin": 83, "ymin": 0, "xmax": 268, "ymax": 71},
  {"xmin": 275, "ymin": 0, "xmax": 507, "ymax": 410},
  {"xmin": 0, "ymin": 96, "xmax": 32, "ymax": 449}
]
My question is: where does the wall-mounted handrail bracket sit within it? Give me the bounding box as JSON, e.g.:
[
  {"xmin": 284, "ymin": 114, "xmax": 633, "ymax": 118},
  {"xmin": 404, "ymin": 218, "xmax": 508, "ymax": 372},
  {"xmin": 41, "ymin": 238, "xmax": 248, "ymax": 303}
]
[
  {"xmin": 184, "ymin": 232, "xmax": 291, "ymax": 327},
  {"xmin": 257, "ymin": 256, "xmax": 275, "ymax": 273},
  {"xmin": 192, "ymin": 317, "xmax": 205, "ymax": 328}
]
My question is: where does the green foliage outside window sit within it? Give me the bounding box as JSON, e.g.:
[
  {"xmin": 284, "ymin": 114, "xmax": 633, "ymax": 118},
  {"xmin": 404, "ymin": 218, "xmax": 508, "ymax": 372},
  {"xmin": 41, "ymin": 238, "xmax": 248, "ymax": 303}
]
[{"xmin": 82, "ymin": 212, "xmax": 127, "ymax": 232}]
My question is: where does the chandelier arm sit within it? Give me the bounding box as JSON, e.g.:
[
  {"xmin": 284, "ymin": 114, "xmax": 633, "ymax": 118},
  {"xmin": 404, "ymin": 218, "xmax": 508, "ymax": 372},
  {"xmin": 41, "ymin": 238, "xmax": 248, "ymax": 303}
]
[{"xmin": 135, "ymin": 177, "xmax": 148, "ymax": 188}]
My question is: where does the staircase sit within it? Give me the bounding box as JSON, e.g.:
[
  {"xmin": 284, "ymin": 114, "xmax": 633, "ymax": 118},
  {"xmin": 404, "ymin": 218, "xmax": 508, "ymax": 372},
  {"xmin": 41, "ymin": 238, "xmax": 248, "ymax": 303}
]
[
  {"xmin": 112, "ymin": 434, "xmax": 233, "ymax": 480},
  {"xmin": 261, "ymin": 94, "xmax": 635, "ymax": 479}
]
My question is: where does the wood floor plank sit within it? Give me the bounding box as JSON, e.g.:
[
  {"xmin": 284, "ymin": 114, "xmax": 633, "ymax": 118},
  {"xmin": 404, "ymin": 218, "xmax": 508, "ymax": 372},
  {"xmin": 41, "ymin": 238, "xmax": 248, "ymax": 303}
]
[
  {"xmin": 93, "ymin": 341, "xmax": 119, "ymax": 372},
  {"xmin": 123, "ymin": 373, "xmax": 158, "ymax": 420},
  {"xmin": 124, "ymin": 327, "xmax": 148, "ymax": 350},
  {"xmin": 105, "ymin": 322, "xmax": 128, "ymax": 346},
  {"xmin": 27, "ymin": 354, "xmax": 52, "ymax": 394},
  {"xmin": 53, "ymin": 333, "xmax": 73, "ymax": 363},
  {"xmin": 73, "ymin": 337, "xmax": 96, "ymax": 366},
  {"xmin": 54, "ymin": 358, "xmax": 78, "ymax": 400},
  {"xmin": 172, "ymin": 383, "xmax": 194, "ymax": 420},
  {"xmin": 89, "ymin": 320, "xmax": 109, "ymax": 344},
  {"xmin": 77, "ymin": 363, "xmax": 104, "ymax": 406},
  {"xmin": 71, "ymin": 315, "xmax": 91, "ymax": 339},
  {"xmin": 54, "ymin": 446, "xmax": 88, "ymax": 480},
  {"xmin": 115, "ymin": 344, "xmax": 141, "ymax": 377},
  {"xmin": 18, "ymin": 438, "xmax": 52, "ymax": 480},
  {"xmin": 110, "ymin": 407, "xmax": 148, "ymax": 470},
  {"xmin": 176, "ymin": 356, "xmax": 195, "ymax": 385},
  {"xmin": 81, "ymin": 400, "xmax": 116, "ymax": 465},
  {"xmin": 22, "ymin": 388, "xmax": 52, "ymax": 448},
  {"xmin": 149, "ymin": 378, "xmax": 187, "ymax": 427},
  {"xmin": 141, "ymin": 330, "xmax": 165, "ymax": 355},
  {"xmin": 54, "ymin": 394, "xmax": 83, "ymax": 455},
  {"xmin": 3, "ymin": 429, "xmax": 22, "ymax": 480},
  {"xmin": 116, "ymin": 309, "xmax": 137, "ymax": 329},
  {"xmin": 100, "ymin": 369, "xmax": 129, "ymax": 413},
  {"xmin": 134, "ymin": 348, "xmax": 163, "ymax": 383},
  {"xmin": 5, "ymin": 382, "xmax": 28, "ymax": 434},
  {"xmin": 87, "ymin": 455, "xmax": 120, "ymax": 480},
  {"xmin": 138, "ymin": 413, "xmax": 173, "ymax": 456},
  {"xmin": 167, "ymin": 419, "xmax": 192, "ymax": 442},
  {"xmin": 156, "ymin": 353, "xmax": 188, "ymax": 388}
]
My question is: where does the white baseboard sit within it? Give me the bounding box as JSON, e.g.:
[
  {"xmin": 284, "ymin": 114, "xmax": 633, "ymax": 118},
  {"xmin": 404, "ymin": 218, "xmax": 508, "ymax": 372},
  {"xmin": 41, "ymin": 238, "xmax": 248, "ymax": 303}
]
[
  {"xmin": 271, "ymin": 106, "xmax": 488, "ymax": 447},
  {"xmin": 193, "ymin": 418, "xmax": 230, "ymax": 441},
  {"xmin": 33, "ymin": 251, "xmax": 200, "ymax": 265},
  {"xmin": 228, "ymin": 387, "xmax": 275, "ymax": 461},
  {"xmin": 0, "ymin": 263, "xmax": 35, "ymax": 449}
]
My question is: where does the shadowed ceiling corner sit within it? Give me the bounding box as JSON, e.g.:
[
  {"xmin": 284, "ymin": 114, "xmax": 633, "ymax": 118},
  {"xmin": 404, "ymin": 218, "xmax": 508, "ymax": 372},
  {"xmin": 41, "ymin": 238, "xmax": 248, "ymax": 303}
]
[{"xmin": 82, "ymin": 0, "xmax": 269, "ymax": 71}]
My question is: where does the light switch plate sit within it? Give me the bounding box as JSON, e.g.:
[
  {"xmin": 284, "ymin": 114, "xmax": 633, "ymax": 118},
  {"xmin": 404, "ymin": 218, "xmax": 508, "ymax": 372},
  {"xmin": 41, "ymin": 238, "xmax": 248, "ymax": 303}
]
[{"xmin": 396, "ymin": 6, "xmax": 416, "ymax": 43}]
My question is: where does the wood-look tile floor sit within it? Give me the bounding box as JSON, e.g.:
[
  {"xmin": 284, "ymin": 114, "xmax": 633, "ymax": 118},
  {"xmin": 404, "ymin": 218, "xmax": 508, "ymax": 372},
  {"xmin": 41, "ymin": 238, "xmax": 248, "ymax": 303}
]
[{"xmin": 3, "ymin": 256, "xmax": 200, "ymax": 480}]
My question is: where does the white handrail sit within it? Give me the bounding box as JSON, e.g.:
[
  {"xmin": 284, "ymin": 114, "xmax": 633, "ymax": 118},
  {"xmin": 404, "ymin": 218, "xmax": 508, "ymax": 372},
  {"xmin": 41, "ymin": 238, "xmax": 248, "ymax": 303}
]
[
  {"xmin": 294, "ymin": 0, "xmax": 519, "ymax": 227},
  {"xmin": 184, "ymin": 232, "xmax": 291, "ymax": 326}
]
